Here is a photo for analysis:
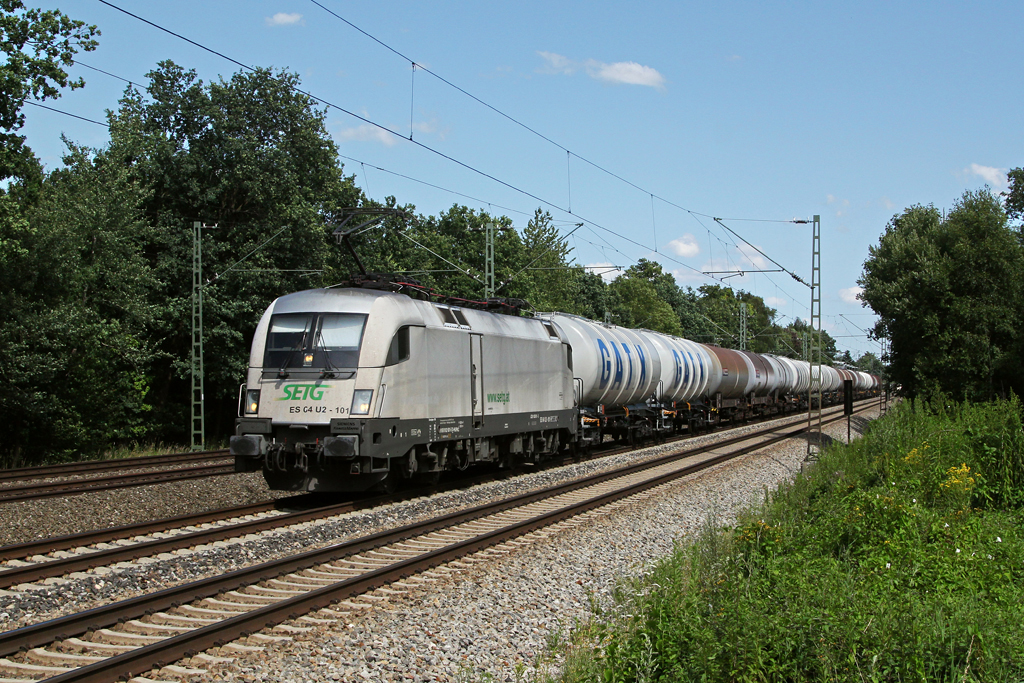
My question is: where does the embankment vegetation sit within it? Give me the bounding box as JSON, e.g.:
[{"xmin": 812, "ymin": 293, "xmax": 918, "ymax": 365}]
[{"xmin": 555, "ymin": 398, "xmax": 1024, "ymax": 682}]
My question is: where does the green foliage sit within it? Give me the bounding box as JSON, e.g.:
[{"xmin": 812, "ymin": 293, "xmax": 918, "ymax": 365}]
[
  {"xmin": 0, "ymin": 15, "xmax": 869, "ymax": 460},
  {"xmin": 859, "ymin": 190, "xmax": 1024, "ymax": 400},
  {"xmin": 0, "ymin": 143, "xmax": 155, "ymax": 464},
  {"xmin": 557, "ymin": 398, "xmax": 1024, "ymax": 682},
  {"xmin": 609, "ymin": 274, "xmax": 682, "ymax": 335},
  {"xmin": 102, "ymin": 61, "xmax": 364, "ymax": 442},
  {"xmin": 1005, "ymin": 167, "xmax": 1023, "ymax": 227},
  {"xmin": 856, "ymin": 351, "xmax": 884, "ymax": 376},
  {"xmin": 0, "ymin": 0, "xmax": 97, "ymax": 183}
]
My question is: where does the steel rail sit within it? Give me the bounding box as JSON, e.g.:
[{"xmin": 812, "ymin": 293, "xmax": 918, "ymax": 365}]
[
  {"xmin": 0, "ymin": 501, "xmax": 279, "ymax": 563},
  {"xmin": 0, "ymin": 400, "xmax": 870, "ymax": 588},
  {"xmin": 15, "ymin": 404, "xmax": 872, "ymax": 683},
  {"xmin": 0, "ymin": 450, "xmax": 231, "ymax": 483},
  {"xmin": 0, "ymin": 463, "xmax": 237, "ymax": 504},
  {"xmin": 0, "ymin": 402, "xmax": 872, "ymax": 677},
  {"xmin": 0, "ymin": 494, "xmax": 395, "ymax": 589}
]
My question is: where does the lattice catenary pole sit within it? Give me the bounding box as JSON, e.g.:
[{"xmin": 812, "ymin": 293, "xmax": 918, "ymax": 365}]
[
  {"xmin": 191, "ymin": 222, "xmax": 206, "ymax": 451},
  {"xmin": 807, "ymin": 214, "xmax": 822, "ymax": 460}
]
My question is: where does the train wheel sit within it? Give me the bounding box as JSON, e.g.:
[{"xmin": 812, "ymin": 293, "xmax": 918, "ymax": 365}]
[{"xmin": 376, "ymin": 461, "xmax": 402, "ymax": 494}]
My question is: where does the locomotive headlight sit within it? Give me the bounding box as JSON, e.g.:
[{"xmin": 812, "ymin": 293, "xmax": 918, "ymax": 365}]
[
  {"xmin": 244, "ymin": 389, "xmax": 261, "ymax": 416},
  {"xmin": 350, "ymin": 389, "xmax": 373, "ymax": 415}
]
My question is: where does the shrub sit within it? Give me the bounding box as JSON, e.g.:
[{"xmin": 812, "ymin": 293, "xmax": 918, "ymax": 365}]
[{"xmin": 559, "ymin": 398, "xmax": 1024, "ymax": 682}]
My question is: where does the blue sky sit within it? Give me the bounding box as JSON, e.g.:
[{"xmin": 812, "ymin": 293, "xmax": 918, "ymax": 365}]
[{"xmin": 20, "ymin": 0, "xmax": 1024, "ymax": 359}]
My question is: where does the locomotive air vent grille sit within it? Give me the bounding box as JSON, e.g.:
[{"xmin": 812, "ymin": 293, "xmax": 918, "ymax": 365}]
[
  {"xmin": 436, "ymin": 306, "xmax": 458, "ymax": 326},
  {"xmin": 435, "ymin": 306, "xmax": 471, "ymax": 329}
]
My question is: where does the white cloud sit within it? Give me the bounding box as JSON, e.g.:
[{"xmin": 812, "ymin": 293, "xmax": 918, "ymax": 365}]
[
  {"xmin": 881, "ymin": 196, "xmax": 895, "ymax": 210},
  {"xmin": 839, "ymin": 286, "xmax": 864, "ymax": 305},
  {"xmin": 336, "ymin": 124, "xmax": 398, "ymax": 146},
  {"xmin": 537, "ymin": 52, "xmax": 665, "ymax": 89},
  {"xmin": 266, "ymin": 12, "xmax": 303, "ymax": 26},
  {"xmin": 537, "ymin": 51, "xmax": 577, "ymax": 75},
  {"xmin": 966, "ymin": 163, "xmax": 1007, "ymax": 190},
  {"xmin": 586, "ymin": 60, "xmax": 665, "ymax": 89},
  {"xmin": 666, "ymin": 234, "xmax": 699, "ymax": 258},
  {"xmin": 764, "ymin": 296, "xmax": 787, "ymax": 308},
  {"xmin": 586, "ymin": 262, "xmax": 622, "ymax": 282}
]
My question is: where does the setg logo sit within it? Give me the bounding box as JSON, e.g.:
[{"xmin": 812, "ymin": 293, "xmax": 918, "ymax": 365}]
[
  {"xmin": 277, "ymin": 384, "xmax": 328, "ymax": 401},
  {"xmin": 486, "ymin": 392, "xmax": 510, "ymax": 404}
]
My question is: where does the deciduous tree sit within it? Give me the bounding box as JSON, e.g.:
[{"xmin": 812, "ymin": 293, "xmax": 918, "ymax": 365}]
[{"xmin": 859, "ymin": 189, "xmax": 1024, "ymax": 399}]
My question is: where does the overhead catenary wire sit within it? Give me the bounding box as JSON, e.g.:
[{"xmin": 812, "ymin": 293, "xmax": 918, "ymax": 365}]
[
  {"xmin": 26, "ymin": 100, "xmax": 105, "ymax": 126},
  {"xmin": 97, "ymin": 0, "xmax": 725, "ymax": 288},
  {"xmin": 303, "ymin": 0, "xmax": 806, "ymax": 232},
  {"xmin": 57, "ymin": 2, "xmax": 816, "ymax": 317},
  {"xmin": 48, "ymin": 1, "xmax": 813, "ymax": 314},
  {"xmin": 337, "ymin": 154, "xmax": 534, "ymax": 219},
  {"xmin": 75, "ymin": 60, "xmax": 141, "ymax": 88},
  {"xmin": 26, "ymin": 38, "xmax": 841, "ymax": 362},
  {"xmin": 304, "ymin": 0, "xmax": 813, "ymax": 260}
]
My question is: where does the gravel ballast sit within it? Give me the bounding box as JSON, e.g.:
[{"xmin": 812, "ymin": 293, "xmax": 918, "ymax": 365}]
[
  {"xmin": 0, "ymin": 405, "xmax": 881, "ymax": 682},
  {"xmin": 194, "ymin": 408, "xmax": 881, "ymax": 682}
]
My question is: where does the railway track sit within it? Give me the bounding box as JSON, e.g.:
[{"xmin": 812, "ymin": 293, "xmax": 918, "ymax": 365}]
[
  {"xmin": 0, "ymin": 452, "xmax": 234, "ymax": 505},
  {"xmin": 0, "ymin": 400, "xmax": 872, "ymax": 591},
  {"xmin": 0, "ymin": 402, "xmax": 874, "ymax": 682}
]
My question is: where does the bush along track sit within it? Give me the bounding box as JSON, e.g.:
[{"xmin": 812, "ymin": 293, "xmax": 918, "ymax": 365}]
[{"xmin": 557, "ymin": 397, "xmax": 1024, "ymax": 683}]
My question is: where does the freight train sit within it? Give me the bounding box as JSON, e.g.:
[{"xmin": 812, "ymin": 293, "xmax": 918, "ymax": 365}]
[{"xmin": 230, "ymin": 277, "xmax": 880, "ymax": 492}]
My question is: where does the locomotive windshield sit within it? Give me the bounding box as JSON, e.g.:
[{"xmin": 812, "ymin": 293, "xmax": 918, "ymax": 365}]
[{"xmin": 264, "ymin": 313, "xmax": 367, "ymax": 370}]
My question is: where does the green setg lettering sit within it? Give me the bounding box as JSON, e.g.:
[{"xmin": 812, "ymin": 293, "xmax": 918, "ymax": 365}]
[{"xmin": 277, "ymin": 384, "xmax": 330, "ymax": 401}]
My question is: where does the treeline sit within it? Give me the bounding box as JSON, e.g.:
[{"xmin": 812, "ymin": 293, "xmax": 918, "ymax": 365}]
[
  {"xmin": 0, "ymin": 4, "xmax": 866, "ymax": 464},
  {"xmin": 859, "ymin": 181, "xmax": 1024, "ymax": 401},
  {"xmin": 0, "ymin": 59, "xmax": 859, "ymax": 465}
]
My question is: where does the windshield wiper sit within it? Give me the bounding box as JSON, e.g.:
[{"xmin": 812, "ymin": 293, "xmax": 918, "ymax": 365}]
[
  {"xmin": 315, "ymin": 326, "xmax": 338, "ymax": 378},
  {"xmin": 278, "ymin": 324, "xmax": 311, "ymax": 378}
]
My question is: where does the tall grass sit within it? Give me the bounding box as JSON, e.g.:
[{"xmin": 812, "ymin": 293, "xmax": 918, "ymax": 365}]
[{"xmin": 556, "ymin": 397, "xmax": 1024, "ymax": 682}]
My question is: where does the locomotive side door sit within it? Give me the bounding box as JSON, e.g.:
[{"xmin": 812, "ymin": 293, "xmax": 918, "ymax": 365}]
[{"xmin": 470, "ymin": 333, "xmax": 484, "ymax": 428}]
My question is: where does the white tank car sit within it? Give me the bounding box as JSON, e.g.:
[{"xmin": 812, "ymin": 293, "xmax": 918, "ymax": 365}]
[
  {"xmin": 769, "ymin": 355, "xmax": 811, "ymax": 395},
  {"xmin": 232, "ymin": 288, "xmax": 575, "ymax": 492},
  {"xmin": 544, "ymin": 314, "xmax": 714, "ymax": 407}
]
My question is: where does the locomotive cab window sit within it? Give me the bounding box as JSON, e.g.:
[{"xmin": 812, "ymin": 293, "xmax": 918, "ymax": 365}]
[
  {"xmin": 542, "ymin": 321, "xmax": 559, "ymax": 339},
  {"xmin": 385, "ymin": 326, "xmax": 412, "ymax": 366},
  {"xmin": 264, "ymin": 312, "xmax": 366, "ymax": 370}
]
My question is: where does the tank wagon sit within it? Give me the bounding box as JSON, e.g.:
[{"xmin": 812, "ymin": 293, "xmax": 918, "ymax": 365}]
[{"xmin": 231, "ymin": 282, "xmax": 879, "ymax": 492}]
